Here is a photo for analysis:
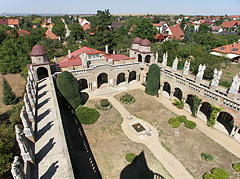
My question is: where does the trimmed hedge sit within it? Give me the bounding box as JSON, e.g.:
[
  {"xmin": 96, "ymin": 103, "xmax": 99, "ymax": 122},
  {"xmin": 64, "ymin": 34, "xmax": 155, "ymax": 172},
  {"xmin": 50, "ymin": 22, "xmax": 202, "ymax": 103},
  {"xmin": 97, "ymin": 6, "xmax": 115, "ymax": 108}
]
[
  {"xmin": 168, "ymin": 115, "xmax": 196, "ymax": 129},
  {"xmin": 203, "ymin": 168, "xmax": 230, "ymax": 179},
  {"xmin": 145, "ymin": 64, "xmax": 160, "ymax": 96},
  {"xmin": 100, "ymin": 99, "xmax": 110, "ymax": 107},
  {"xmin": 171, "ymin": 120, "xmax": 180, "ymax": 128},
  {"xmin": 233, "ymin": 163, "xmax": 240, "ymax": 172},
  {"xmin": 120, "ymin": 93, "xmax": 135, "ymax": 104},
  {"xmin": 176, "ymin": 115, "xmax": 187, "ymax": 123},
  {"xmin": 95, "ymin": 99, "xmax": 112, "ymax": 111},
  {"xmin": 168, "ymin": 118, "xmax": 177, "ymax": 124},
  {"xmin": 56, "ymin": 71, "xmax": 82, "ymax": 109},
  {"xmin": 184, "ymin": 120, "xmax": 196, "ymax": 129},
  {"xmin": 125, "ymin": 153, "xmax": 137, "ymax": 163},
  {"xmin": 201, "ymin": 153, "xmax": 214, "ymax": 162},
  {"xmin": 173, "ymin": 98, "xmax": 184, "ymax": 109},
  {"xmin": 76, "ymin": 106, "xmax": 99, "ymax": 124}
]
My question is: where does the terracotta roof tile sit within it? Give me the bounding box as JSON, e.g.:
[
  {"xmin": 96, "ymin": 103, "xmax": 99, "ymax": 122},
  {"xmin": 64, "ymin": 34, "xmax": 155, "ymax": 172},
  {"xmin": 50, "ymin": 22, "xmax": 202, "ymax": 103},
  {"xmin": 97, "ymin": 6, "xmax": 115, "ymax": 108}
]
[
  {"xmin": 168, "ymin": 24, "xmax": 184, "ymax": 40},
  {"xmin": 45, "ymin": 28, "xmax": 59, "ymax": 40},
  {"xmin": 221, "ymin": 21, "xmax": 240, "ymax": 28},
  {"xmin": 213, "ymin": 42, "xmax": 240, "ymax": 55}
]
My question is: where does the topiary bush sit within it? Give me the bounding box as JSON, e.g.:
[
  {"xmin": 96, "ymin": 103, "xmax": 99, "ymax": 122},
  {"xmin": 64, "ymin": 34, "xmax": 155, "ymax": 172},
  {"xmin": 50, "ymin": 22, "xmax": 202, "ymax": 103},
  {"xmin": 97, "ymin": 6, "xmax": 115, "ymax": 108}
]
[
  {"xmin": 171, "ymin": 120, "xmax": 181, "ymax": 128},
  {"xmin": 100, "ymin": 99, "xmax": 110, "ymax": 107},
  {"xmin": 173, "ymin": 98, "xmax": 184, "ymax": 109},
  {"xmin": 207, "ymin": 105, "xmax": 222, "ymax": 127},
  {"xmin": 76, "ymin": 106, "xmax": 99, "ymax": 124},
  {"xmin": 125, "ymin": 153, "xmax": 137, "ymax": 163},
  {"xmin": 192, "ymin": 95, "xmax": 202, "ymax": 117},
  {"xmin": 168, "ymin": 117, "xmax": 177, "ymax": 124},
  {"xmin": 56, "ymin": 71, "xmax": 82, "ymax": 109},
  {"xmin": 184, "ymin": 120, "xmax": 196, "ymax": 129},
  {"xmin": 120, "ymin": 93, "xmax": 135, "ymax": 104},
  {"xmin": 145, "ymin": 64, "xmax": 160, "ymax": 96},
  {"xmin": 95, "ymin": 99, "xmax": 112, "ymax": 111},
  {"xmin": 201, "ymin": 153, "xmax": 214, "ymax": 162},
  {"xmin": 176, "ymin": 115, "xmax": 187, "ymax": 123},
  {"xmin": 203, "ymin": 168, "xmax": 230, "ymax": 179},
  {"xmin": 232, "ymin": 163, "xmax": 240, "ymax": 172}
]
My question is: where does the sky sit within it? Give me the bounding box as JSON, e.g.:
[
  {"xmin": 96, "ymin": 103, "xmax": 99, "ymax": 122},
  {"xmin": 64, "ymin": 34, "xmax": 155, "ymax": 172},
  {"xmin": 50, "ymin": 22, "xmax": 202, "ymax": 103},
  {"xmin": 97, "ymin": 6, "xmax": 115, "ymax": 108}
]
[{"xmin": 1, "ymin": 0, "xmax": 240, "ymax": 15}]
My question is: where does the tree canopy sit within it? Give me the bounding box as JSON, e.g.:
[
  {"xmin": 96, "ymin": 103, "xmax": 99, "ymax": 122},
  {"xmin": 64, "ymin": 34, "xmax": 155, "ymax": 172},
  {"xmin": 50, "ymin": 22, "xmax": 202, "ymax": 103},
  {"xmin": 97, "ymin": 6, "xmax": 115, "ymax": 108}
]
[
  {"xmin": 52, "ymin": 19, "xmax": 66, "ymax": 39},
  {"xmin": 69, "ymin": 23, "xmax": 84, "ymax": 41},
  {"xmin": 145, "ymin": 64, "xmax": 160, "ymax": 96}
]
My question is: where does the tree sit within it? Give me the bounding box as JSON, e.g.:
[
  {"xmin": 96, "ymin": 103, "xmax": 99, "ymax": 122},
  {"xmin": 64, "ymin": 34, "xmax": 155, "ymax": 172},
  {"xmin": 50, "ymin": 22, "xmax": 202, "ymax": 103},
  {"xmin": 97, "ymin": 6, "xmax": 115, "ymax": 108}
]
[
  {"xmin": 56, "ymin": 71, "xmax": 82, "ymax": 109},
  {"xmin": 2, "ymin": 77, "xmax": 17, "ymax": 105},
  {"xmin": 131, "ymin": 18, "xmax": 157, "ymax": 42},
  {"xmin": 145, "ymin": 64, "xmax": 160, "ymax": 96},
  {"xmin": 69, "ymin": 23, "xmax": 84, "ymax": 41},
  {"xmin": 52, "ymin": 19, "xmax": 66, "ymax": 39},
  {"xmin": 192, "ymin": 95, "xmax": 202, "ymax": 117},
  {"xmin": 198, "ymin": 24, "xmax": 210, "ymax": 33}
]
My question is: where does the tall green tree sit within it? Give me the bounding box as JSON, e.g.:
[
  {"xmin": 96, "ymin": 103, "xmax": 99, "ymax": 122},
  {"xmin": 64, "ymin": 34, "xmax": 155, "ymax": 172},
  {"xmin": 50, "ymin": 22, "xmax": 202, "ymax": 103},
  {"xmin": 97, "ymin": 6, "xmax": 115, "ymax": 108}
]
[
  {"xmin": 53, "ymin": 19, "xmax": 66, "ymax": 39},
  {"xmin": 69, "ymin": 23, "xmax": 84, "ymax": 41},
  {"xmin": 2, "ymin": 77, "xmax": 17, "ymax": 105},
  {"xmin": 131, "ymin": 18, "xmax": 157, "ymax": 42},
  {"xmin": 145, "ymin": 64, "xmax": 160, "ymax": 96}
]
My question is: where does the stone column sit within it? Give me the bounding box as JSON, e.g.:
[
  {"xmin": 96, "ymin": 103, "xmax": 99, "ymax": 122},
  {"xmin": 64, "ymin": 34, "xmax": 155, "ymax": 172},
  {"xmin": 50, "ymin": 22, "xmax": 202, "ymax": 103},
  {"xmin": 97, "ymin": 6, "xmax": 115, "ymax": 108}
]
[
  {"xmin": 125, "ymin": 77, "xmax": 129, "ymax": 84},
  {"xmin": 24, "ymin": 94, "xmax": 34, "ymax": 122},
  {"xmin": 233, "ymin": 126, "xmax": 240, "ymax": 138},
  {"xmin": 20, "ymin": 107, "xmax": 34, "ymax": 142}
]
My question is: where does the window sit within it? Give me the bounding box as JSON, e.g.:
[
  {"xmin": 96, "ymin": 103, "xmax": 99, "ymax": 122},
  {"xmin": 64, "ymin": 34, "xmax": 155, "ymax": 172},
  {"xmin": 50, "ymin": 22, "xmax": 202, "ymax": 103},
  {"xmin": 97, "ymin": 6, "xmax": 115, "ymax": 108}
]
[
  {"xmin": 232, "ymin": 48, "xmax": 239, "ymax": 52},
  {"xmin": 219, "ymin": 47, "xmax": 225, "ymax": 50}
]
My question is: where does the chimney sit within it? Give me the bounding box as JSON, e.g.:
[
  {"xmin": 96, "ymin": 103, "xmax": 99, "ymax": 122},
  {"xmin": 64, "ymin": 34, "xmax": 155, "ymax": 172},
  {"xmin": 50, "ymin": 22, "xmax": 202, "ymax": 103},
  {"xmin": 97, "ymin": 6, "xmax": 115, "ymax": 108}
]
[
  {"xmin": 105, "ymin": 45, "xmax": 109, "ymax": 54},
  {"xmin": 68, "ymin": 50, "xmax": 71, "ymax": 58}
]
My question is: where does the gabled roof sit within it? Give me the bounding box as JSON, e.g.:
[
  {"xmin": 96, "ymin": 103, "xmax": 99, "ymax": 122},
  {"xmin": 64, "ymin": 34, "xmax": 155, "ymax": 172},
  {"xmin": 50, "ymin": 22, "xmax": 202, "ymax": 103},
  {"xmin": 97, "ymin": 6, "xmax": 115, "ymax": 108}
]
[
  {"xmin": 8, "ymin": 19, "xmax": 19, "ymax": 25},
  {"xmin": 221, "ymin": 21, "xmax": 240, "ymax": 28},
  {"xmin": 18, "ymin": 29, "xmax": 30, "ymax": 36},
  {"xmin": 103, "ymin": 54, "xmax": 134, "ymax": 61},
  {"xmin": 58, "ymin": 57, "xmax": 82, "ymax": 68},
  {"xmin": 213, "ymin": 42, "xmax": 240, "ymax": 55},
  {"xmin": 0, "ymin": 19, "xmax": 8, "ymax": 25},
  {"xmin": 45, "ymin": 28, "xmax": 59, "ymax": 40},
  {"xmin": 168, "ymin": 24, "xmax": 184, "ymax": 40},
  {"xmin": 70, "ymin": 47, "xmax": 105, "ymax": 58},
  {"xmin": 211, "ymin": 26, "xmax": 222, "ymax": 31},
  {"xmin": 155, "ymin": 33, "xmax": 167, "ymax": 40}
]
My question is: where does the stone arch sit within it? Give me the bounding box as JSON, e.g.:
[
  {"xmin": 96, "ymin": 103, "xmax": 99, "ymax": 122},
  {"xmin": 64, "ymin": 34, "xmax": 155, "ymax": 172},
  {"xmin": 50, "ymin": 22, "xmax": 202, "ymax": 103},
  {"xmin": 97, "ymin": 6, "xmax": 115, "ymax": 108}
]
[
  {"xmin": 97, "ymin": 73, "xmax": 108, "ymax": 88},
  {"xmin": 199, "ymin": 102, "xmax": 212, "ymax": 120},
  {"xmin": 78, "ymin": 78, "xmax": 88, "ymax": 91},
  {"xmin": 186, "ymin": 94, "xmax": 194, "ymax": 113},
  {"xmin": 129, "ymin": 71, "xmax": 136, "ymax": 83},
  {"xmin": 37, "ymin": 67, "xmax": 49, "ymax": 80},
  {"xmin": 144, "ymin": 55, "xmax": 151, "ymax": 63},
  {"xmin": 163, "ymin": 82, "xmax": 171, "ymax": 96},
  {"xmin": 217, "ymin": 112, "xmax": 234, "ymax": 135},
  {"xmin": 117, "ymin": 73, "xmax": 125, "ymax": 85},
  {"xmin": 138, "ymin": 54, "xmax": 142, "ymax": 62},
  {"xmin": 173, "ymin": 88, "xmax": 183, "ymax": 100}
]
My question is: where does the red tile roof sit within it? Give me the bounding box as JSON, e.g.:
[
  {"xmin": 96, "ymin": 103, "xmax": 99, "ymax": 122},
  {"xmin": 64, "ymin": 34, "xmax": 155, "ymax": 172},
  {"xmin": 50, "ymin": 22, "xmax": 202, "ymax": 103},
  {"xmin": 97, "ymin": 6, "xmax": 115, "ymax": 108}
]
[
  {"xmin": 0, "ymin": 19, "xmax": 8, "ymax": 25},
  {"xmin": 168, "ymin": 24, "xmax": 184, "ymax": 40},
  {"xmin": 103, "ymin": 54, "xmax": 134, "ymax": 61},
  {"xmin": 213, "ymin": 42, "xmax": 240, "ymax": 55},
  {"xmin": 30, "ymin": 45, "xmax": 47, "ymax": 56},
  {"xmin": 18, "ymin": 30, "xmax": 30, "ymax": 36},
  {"xmin": 82, "ymin": 24, "xmax": 91, "ymax": 31},
  {"xmin": 221, "ymin": 21, "xmax": 240, "ymax": 28},
  {"xmin": 45, "ymin": 28, "xmax": 59, "ymax": 40},
  {"xmin": 155, "ymin": 33, "xmax": 166, "ymax": 40},
  {"xmin": 70, "ymin": 47, "xmax": 105, "ymax": 58},
  {"xmin": 58, "ymin": 57, "xmax": 82, "ymax": 68},
  {"xmin": 8, "ymin": 19, "xmax": 19, "ymax": 25}
]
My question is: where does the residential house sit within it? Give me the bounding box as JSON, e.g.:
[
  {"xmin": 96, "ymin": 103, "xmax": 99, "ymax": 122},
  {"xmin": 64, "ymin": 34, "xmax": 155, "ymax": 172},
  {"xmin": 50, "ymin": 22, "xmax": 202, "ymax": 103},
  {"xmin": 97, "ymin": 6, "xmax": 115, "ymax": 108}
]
[
  {"xmin": 164, "ymin": 24, "xmax": 184, "ymax": 41},
  {"xmin": 111, "ymin": 21, "xmax": 122, "ymax": 30},
  {"xmin": 78, "ymin": 17, "xmax": 91, "ymax": 31},
  {"xmin": 153, "ymin": 21, "xmax": 168, "ymax": 33},
  {"xmin": 211, "ymin": 40, "xmax": 240, "ymax": 63},
  {"xmin": 45, "ymin": 28, "xmax": 60, "ymax": 40},
  {"xmin": 210, "ymin": 26, "xmax": 223, "ymax": 33},
  {"xmin": 0, "ymin": 19, "xmax": 19, "ymax": 27},
  {"xmin": 41, "ymin": 18, "xmax": 54, "ymax": 29},
  {"xmin": 221, "ymin": 21, "xmax": 240, "ymax": 31},
  {"xmin": 18, "ymin": 29, "xmax": 30, "ymax": 36}
]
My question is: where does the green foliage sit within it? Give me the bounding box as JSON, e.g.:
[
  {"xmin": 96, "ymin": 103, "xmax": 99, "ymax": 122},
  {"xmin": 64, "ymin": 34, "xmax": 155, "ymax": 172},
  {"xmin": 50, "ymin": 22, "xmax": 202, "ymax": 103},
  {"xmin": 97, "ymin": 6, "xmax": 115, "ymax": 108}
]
[
  {"xmin": 171, "ymin": 120, "xmax": 181, "ymax": 128},
  {"xmin": 232, "ymin": 163, "xmax": 240, "ymax": 172},
  {"xmin": 203, "ymin": 168, "xmax": 230, "ymax": 179},
  {"xmin": 173, "ymin": 98, "xmax": 184, "ymax": 109},
  {"xmin": 9, "ymin": 103, "xmax": 23, "ymax": 127},
  {"xmin": 192, "ymin": 95, "xmax": 202, "ymax": 117},
  {"xmin": 100, "ymin": 99, "xmax": 110, "ymax": 107},
  {"xmin": 52, "ymin": 19, "xmax": 66, "ymax": 39},
  {"xmin": 208, "ymin": 105, "xmax": 222, "ymax": 127},
  {"xmin": 219, "ymin": 80, "xmax": 231, "ymax": 88},
  {"xmin": 199, "ymin": 24, "xmax": 210, "ymax": 33},
  {"xmin": 131, "ymin": 18, "xmax": 157, "ymax": 42},
  {"xmin": 120, "ymin": 93, "xmax": 135, "ymax": 104},
  {"xmin": 56, "ymin": 71, "xmax": 82, "ymax": 109},
  {"xmin": 69, "ymin": 23, "xmax": 84, "ymax": 41},
  {"xmin": 76, "ymin": 106, "xmax": 99, "ymax": 125},
  {"xmin": 184, "ymin": 120, "xmax": 196, "ymax": 129},
  {"xmin": 125, "ymin": 153, "xmax": 137, "ymax": 163},
  {"xmin": 176, "ymin": 115, "xmax": 187, "ymax": 123},
  {"xmin": 2, "ymin": 77, "xmax": 17, "ymax": 105},
  {"xmin": 38, "ymin": 38, "xmax": 62, "ymax": 60},
  {"xmin": 168, "ymin": 117, "xmax": 178, "ymax": 124},
  {"xmin": 32, "ymin": 17, "xmax": 42, "ymax": 25},
  {"xmin": 145, "ymin": 64, "xmax": 160, "ymax": 96},
  {"xmin": 201, "ymin": 153, "xmax": 214, "ymax": 162}
]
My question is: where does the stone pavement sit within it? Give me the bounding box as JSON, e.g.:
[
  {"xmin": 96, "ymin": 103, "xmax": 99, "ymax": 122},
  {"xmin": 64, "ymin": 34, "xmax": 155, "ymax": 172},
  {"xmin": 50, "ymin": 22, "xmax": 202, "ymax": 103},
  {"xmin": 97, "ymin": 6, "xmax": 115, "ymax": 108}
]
[{"xmin": 31, "ymin": 77, "xmax": 74, "ymax": 179}]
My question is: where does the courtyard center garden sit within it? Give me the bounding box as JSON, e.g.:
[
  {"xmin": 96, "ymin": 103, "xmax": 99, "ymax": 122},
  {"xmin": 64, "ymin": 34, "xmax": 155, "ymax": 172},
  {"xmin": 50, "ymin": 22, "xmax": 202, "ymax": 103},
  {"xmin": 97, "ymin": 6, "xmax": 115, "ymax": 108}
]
[{"xmin": 114, "ymin": 89, "xmax": 240, "ymax": 179}]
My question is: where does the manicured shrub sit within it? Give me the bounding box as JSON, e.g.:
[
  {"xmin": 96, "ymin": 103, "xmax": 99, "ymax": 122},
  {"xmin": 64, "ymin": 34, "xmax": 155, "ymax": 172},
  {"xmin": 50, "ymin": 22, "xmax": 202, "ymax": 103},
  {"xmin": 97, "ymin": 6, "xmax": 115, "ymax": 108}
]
[
  {"xmin": 171, "ymin": 120, "xmax": 180, "ymax": 128},
  {"xmin": 100, "ymin": 99, "xmax": 110, "ymax": 107},
  {"xmin": 232, "ymin": 163, "xmax": 240, "ymax": 172},
  {"xmin": 203, "ymin": 168, "xmax": 230, "ymax": 179},
  {"xmin": 192, "ymin": 95, "xmax": 202, "ymax": 117},
  {"xmin": 120, "ymin": 93, "xmax": 135, "ymax": 104},
  {"xmin": 207, "ymin": 105, "xmax": 222, "ymax": 127},
  {"xmin": 145, "ymin": 64, "xmax": 160, "ymax": 96},
  {"xmin": 168, "ymin": 117, "xmax": 177, "ymax": 124},
  {"xmin": 56, "ymin": 71, "xmax": 82, "ymax": 109},
  {"xmin": 201, "ymin": 153, "xmax": 214, "ymax": 162},
  {"xmin": 184, "ymin": 120, "xmax": 196, "ymax": 129},
  {"xmin": 125, "ymin": 153, "xmax": 137, "ymax": 163},
  {"xmin": 2, "ymin": 77, "xmax": 17, "ymax": 105},
  {"xmin": 76, "ymin": 106, "xmax": 99, "ymax": 124},
  {"xmin": 176, "ymin": 115, "xmax": 187, "ymax": 123},
  {"xmin": 173, "ymin": 98, "xmax": 184, "ymax": 109}
]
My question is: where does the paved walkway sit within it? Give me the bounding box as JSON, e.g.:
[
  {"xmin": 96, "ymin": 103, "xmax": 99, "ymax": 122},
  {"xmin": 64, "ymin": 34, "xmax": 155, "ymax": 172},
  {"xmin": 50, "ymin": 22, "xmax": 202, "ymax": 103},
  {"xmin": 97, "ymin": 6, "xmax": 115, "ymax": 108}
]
[{"xmin": 31, "ymin": 78, "xmax": 74, "ymax": 179}]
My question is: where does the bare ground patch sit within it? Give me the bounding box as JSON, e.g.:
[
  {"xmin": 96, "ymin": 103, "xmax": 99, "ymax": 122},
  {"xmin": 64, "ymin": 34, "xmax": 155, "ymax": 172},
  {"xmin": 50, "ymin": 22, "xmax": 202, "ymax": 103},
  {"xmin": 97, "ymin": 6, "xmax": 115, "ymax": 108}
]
[
  {"xmin": 83, "ymin": 99, "xmax": 173, "ymax": 179},
  {"xmin": 114, "ymin": 89, "xmax": 240, "ymax": 179}
]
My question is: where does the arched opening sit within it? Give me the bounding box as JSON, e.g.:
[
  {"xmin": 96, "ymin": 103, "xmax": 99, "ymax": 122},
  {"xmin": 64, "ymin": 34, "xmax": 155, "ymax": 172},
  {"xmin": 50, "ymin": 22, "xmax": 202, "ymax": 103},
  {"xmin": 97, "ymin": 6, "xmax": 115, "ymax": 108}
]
[
  {"xmin": 217, "ymin": 112, "xmax": 234, "ymax": 135},
  {"xmin": 128, "ymin": 71, "xmax": 136, "ymax": 83},
  {"xmin": 186, "ymin": 94, "xmax": 194, "ymax": 113},
  {"xmin": 138, "ymin": 54, "xmax": 142, "ymax": 62},
  {"xmin": 78, "ymin": 79, "xmax": 88, "ymax": 91},
  {"xmin": 173, "ymin": 88, "xmax": 182, "ymax": 100},
  {"xmin": 97, "ymin": 73, "xmax": 108, "ymax": 88},
  {"xmin": 37, "ymin": 67, "xmax": 48, "ymax": 81},
  {"xmin": 145, "ymin": 55, "xmax": 151, "ymax": 63},
  {"xmin": 117, "ymin": 73, "xmax": 125, "ymax": 85},
  {"xmin": 163, "ymin": 82, "xmax": 171, "ymax": 96},
  {"xmin": 199, "ymin": 102, "xmax": 212, "ymax": 120}
]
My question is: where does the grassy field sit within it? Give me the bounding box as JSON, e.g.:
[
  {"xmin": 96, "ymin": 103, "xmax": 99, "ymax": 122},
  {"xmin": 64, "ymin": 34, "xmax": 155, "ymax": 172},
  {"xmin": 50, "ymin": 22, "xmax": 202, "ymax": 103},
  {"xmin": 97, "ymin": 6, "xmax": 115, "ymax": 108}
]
[
  {"xmin": 220, "ymin": 63, "xmax": 240, "ymax": 88},
  {"xmin": 114, "ymin": 89, "xmax": 240, "ymax": 179}
]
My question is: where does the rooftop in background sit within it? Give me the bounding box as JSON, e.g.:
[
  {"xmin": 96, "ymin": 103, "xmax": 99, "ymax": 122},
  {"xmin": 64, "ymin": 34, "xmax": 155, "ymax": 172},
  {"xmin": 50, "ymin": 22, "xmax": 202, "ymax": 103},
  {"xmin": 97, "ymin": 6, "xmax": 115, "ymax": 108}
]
[
  {"xmin": 213, "ymin": 41, "xmax": 240, "ymax": 56},
  {"xmin": 30, "ymin": 44, "xmax": 47, "ymax": 56}
]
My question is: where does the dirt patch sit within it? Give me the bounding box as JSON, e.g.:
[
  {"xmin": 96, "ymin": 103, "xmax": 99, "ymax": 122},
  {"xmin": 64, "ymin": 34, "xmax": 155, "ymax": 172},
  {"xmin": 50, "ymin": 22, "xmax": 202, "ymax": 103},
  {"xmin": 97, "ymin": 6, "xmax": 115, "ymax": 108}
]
[
  {"xmin": 83, "ymin": 99, "xmax": 173, "ymax": 179},
  {"xmin": 114, "ymin": 89, "xmax": 240, "ymax": 179},
  {"xmin": 0, "ymin": 74, "xmax": 25, "ymax": 114},
  {"xmin": 221, "ymin": 63, "xmax": 240, "ymax": 82}
]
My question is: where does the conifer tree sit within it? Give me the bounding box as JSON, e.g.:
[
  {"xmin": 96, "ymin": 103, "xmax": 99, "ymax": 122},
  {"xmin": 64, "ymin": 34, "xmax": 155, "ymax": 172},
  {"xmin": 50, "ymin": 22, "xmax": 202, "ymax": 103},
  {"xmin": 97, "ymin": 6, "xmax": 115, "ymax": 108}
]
[
  {"xmin": 2, "ymin": 77, "xmax": 17, "ymax": 105},
  {"xmin": 145, "ymin": 64, "xmax": 160, "ymax": 96}
]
